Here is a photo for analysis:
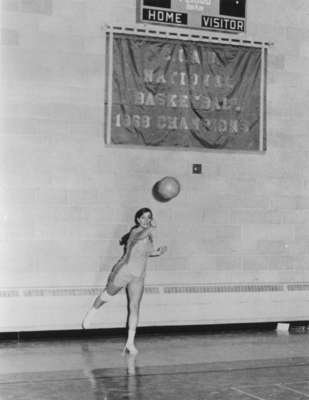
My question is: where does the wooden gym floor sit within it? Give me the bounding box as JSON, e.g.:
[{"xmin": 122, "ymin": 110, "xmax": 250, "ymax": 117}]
[{"xmin": 0, "ymin": 326, "xmax": 308, "ymax": 399}]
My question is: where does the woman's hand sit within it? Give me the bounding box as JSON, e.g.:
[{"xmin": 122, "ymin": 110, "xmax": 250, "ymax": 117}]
[
  {"xmin": 157, "ymin": 246, "xmax": 167, "ymax": 255},
  {"xmin": 149, "ymin": 245, "xmax": 167, "ymax": 257}
]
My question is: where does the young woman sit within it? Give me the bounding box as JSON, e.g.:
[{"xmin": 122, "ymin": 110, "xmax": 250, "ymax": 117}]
[{"xmin": 82, "ymin": 208, "xmax": 167, "ymax": 354}]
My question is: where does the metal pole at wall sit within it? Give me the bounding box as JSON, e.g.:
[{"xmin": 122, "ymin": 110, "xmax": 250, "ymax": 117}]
[
  {"xmin": 259, "ymin": 44, "xmax": 266, "ymax": 151},
  {"xmin": 106, "ymin": 28, "xmax": 114, "ymax": 145}
]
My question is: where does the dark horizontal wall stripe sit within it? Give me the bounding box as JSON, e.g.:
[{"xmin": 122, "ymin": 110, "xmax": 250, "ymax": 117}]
[
  {"xmin": 1, "ymin": 283, "xmax": 309, "ymax": 298},
  {"xmin": 0, "ymin": 288, "xmax": 101, "ymax": 298},
  {"xmin": 287, "ymin": 284, "xmax": 309, "ymax": 291},
  {"xmin": 0, "ymin": 290, "xmax": 20, "ymax": 297},
  {"xmin": 22, "ymin": 288, "xmax": 101, "ymax": 297},
  {"xmin": 0, "ymin": 287, "xmax": 161, "ymax": 298},
  {"xmin": 163, "ymin": 285, "xmax": 284, "ymax": 294},
  {"xmin": 144, "ymin": 287, "xmax": 160, "ymax": 294}
]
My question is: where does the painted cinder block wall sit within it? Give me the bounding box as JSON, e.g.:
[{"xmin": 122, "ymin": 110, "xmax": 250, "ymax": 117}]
[{"xmin": 1, "ymin": 0, "xmax": 309, "ymax": 331}]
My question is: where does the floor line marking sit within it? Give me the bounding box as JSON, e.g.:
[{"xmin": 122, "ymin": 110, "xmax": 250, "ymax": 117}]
[
  {"xmin": 236, "ymin": 379, "xmax": 309, "ymax": 389},
  {"xmin": 231, "ymin": 387, "xmax": 267, "ymax": 400},
  {"xmin": 277, "ymin": 384, "xmax": 309, "ymax": 398}
]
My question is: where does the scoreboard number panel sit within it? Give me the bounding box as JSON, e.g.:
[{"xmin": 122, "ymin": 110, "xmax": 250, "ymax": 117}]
[{"xmin": 138, "ymin": 0, "xmax": 246, "ymax": 33}]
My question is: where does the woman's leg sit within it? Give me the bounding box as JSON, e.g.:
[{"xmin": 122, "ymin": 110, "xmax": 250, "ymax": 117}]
[
  {"xmin": 125, "ymin": 278, "xmax": 144, "ymax": 354},
  {"xmin": 82, "ymin": 285, "xmax": 119, "ymax": 329}
]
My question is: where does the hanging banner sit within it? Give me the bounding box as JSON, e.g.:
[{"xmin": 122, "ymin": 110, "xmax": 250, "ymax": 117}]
[{"xmin": 110, "ymin": 34, "xmax": 264, "ymax": 150}]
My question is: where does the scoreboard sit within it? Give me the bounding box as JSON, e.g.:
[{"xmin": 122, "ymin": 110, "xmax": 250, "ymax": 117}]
[{"xmin": 138, "ymin": 0, "xmax": 246, "ymax": 33}]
